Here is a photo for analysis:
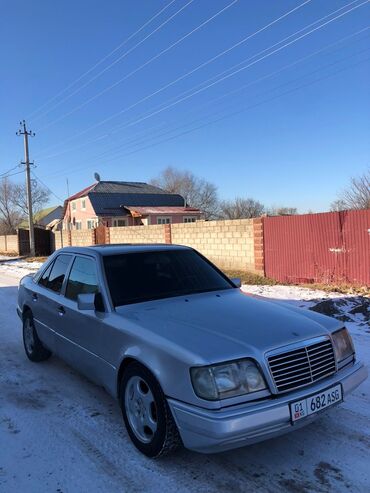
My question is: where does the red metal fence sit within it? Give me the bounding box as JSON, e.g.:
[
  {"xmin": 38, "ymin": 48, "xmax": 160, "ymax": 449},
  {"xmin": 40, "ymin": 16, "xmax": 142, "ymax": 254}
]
[{"xmin": 263, "ymin": 210, "xmax": 370, "ymax": 285}]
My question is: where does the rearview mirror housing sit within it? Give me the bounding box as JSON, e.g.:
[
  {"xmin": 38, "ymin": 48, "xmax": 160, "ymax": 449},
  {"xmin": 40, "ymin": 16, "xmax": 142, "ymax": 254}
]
[
  {"xmin": 77, "ymin": 293, "xmax": 95, "ymax": 311},
  {"xmin": 77, "ymin": 292, "xmax": 105, "ymax": 312}
]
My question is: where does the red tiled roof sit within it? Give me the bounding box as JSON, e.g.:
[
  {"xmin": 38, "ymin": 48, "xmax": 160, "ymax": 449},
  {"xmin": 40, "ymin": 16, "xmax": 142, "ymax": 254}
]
[{"xmin": 66, "ymin": 183, "xmax": 96, "ymax": 201}]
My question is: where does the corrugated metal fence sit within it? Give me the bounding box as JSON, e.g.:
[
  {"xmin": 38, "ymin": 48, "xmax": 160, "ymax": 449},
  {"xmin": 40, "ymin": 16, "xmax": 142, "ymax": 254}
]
[{"xmin": 264, "ymin": 210, "xmax": 370, "ymax": 285}]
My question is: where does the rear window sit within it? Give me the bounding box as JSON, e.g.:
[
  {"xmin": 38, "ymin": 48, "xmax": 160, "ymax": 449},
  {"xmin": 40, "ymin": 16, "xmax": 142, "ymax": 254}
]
[{"xmin": 103, "ymin": 249, "xmax": 233, "ymax": 307}]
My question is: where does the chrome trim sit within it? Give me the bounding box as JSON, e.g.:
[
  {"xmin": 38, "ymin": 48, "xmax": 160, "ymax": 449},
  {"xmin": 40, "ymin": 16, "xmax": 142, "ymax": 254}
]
[{"xmin": 266, "ymin": 336, "xmax": 337, "ymax": 394}]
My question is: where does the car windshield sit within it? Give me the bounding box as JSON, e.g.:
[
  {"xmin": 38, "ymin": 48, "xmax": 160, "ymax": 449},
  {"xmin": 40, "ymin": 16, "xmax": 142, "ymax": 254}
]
[{"xmin": 103, "ymin": 249, "xmax": 234, "ymax": 307}]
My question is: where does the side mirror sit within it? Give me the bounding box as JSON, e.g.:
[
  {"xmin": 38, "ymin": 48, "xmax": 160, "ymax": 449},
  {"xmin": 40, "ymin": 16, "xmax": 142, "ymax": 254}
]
[
  {"xmin": 231, "ymin": 277, "xmax": 242, "ymax": 288},
  {"xmin": 77, "ymin": 293, "xmax": 96, "ymax": 311},
  {"xmin": 77, "ymin": 292, "xmax": 105, "ymax": 312}
]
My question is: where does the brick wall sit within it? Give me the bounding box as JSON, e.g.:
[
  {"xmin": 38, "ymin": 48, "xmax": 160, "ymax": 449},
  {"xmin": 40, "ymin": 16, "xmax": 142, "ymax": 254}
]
[
  {"xmin": 109, "ymin": 224, "xmax": 164, "ymax": 244},
  {"xmin": 171, "ymin": 219, "xmax": 256, "ymax": 271}
]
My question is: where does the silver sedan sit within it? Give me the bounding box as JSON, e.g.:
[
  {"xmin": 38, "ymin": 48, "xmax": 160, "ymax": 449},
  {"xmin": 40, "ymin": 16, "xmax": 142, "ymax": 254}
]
[{"xmin": 17, "ymin": 245, "xmax": 367, "ymax": 457}]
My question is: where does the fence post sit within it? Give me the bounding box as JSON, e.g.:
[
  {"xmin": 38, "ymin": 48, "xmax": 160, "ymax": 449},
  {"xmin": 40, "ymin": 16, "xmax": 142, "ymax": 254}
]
[
  {"xmin": 253, "ymin": 217, "xmax": 265, "ymax": 276},
  {"xmin": 4, "ymin": 234, "xmax": 7, "ymax": 252},
  {"xmin": 67, "ymin": 230, "xmax": 72, "ymax": 246},
  {"xmin": 105, "ymin": 226, "xmax": 110, "ymax": 245},
  {"xmin": 164, "ymin": 224, "xmax": 172, "ymax": 244}
]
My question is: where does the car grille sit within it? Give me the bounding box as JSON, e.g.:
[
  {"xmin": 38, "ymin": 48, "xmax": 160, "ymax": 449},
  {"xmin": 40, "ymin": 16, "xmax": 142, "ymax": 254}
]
[{"xmin": 267, "ymin": 338, "xmax": 336, "ymax": 393}]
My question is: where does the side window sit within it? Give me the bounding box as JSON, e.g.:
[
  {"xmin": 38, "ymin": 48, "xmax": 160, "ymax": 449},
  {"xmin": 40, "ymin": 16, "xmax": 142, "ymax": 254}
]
[
  {"xmin": 44, "ymin": 254, "xmax": 72, "ymax": 293},
  {"xmin": 65, "ymin": 257, "xmax": 99, "ymax": 301},
  {"xmin": 38, "ymin": 261, "xmax": 54, "ymax": 287}
]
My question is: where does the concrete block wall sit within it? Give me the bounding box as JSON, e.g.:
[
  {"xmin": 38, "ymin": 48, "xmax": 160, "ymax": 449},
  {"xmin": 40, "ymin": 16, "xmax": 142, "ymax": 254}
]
[
  {"xmin": 48, "ymin": 219, "xmax": 264, "ymax": 274},
  {"xmin": 171, "ymin": 219, "xmax": 256, "ymax": 271},
  {"xmin": 70, "ymin": 230, "xmax": 95, "ymax": 247},
  {"xmin": 51, "ymin": 231, "xmax": 70, "ymax": 251},
  {"xmin": 0, "ymin": 234, "xmax": 19, "ymax": 254},
  {"xmin": 109, "ymin": 224, "xmax": 164, "ymax": 244}
]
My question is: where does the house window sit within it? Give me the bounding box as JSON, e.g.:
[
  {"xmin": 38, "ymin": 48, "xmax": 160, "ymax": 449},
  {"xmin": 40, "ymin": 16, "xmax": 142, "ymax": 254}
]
[
  {"xmin": 87, "ymin": 219, "xmax": 97, "ymax": 229},
  {"xmin": 75, "ymin": 221, "xmax": 82, "ymax": 230},
  {"xmin": 71, "ymin": 201, "xmax": 76, "ymax": 211},
  {"xmin": 81, "ymin": 199, "xmax": 86, "ymax": 210},
  {"xmin": 113, "ymin": 219, "xmax": 127, "ymax": 227},
  {"xmin": 157, "ymin": 217, "xmax": 171, "ymax": 225},
  {"xmin": 184, "ymin": 217, "xmax": 196, "ymax": 223}
]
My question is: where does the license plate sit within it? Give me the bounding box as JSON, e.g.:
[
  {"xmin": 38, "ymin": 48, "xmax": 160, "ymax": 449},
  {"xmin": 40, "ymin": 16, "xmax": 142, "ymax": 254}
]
[{"xmin": 290, "ymin": 384, "xmax": 342, "ymax": 422}]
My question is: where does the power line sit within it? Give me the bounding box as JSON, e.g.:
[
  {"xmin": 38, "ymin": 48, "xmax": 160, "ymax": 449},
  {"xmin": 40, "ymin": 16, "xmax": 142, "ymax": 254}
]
[
  {"xmin": 27, "ymin": 0, "xmax": 178, "ymax": 120},
  {"xmin": 40, "ymin": 26, "xmax": 369, "ymax": 163},
  {"xmin": 37, "ymin": 0, "xmax": 239, "ymax": 131},
  {"xmin": 84, "ymin": 49, "xmax": 370, "ymax": 168},
  {"xmin": 32, "ymin": 0, "xmax": 196, "ymax": 125},
  {"xmin": 35, "ymin": 0, "xmax": 315, "ymax": 156},
  {"xmin": 31, "ymin": 171, "xmax": 64, "ymax": 203},
  {"xmin": 115, "ymin": 0, "xmax": 369, "ymax": 130},
  {"xmin": 42, "ymin": 49, "xmax": 370, "ymax": 180},
  {"xmin": 96, "ymin": 58, "xmax": 370, "ymax": 163},
  {"xmin": 0, "ymin": 170, "xmax": 24, "ymax": 179},
  {"xmin": 0, "ymin": 164, "xmax": 20, "ymax": 177}
]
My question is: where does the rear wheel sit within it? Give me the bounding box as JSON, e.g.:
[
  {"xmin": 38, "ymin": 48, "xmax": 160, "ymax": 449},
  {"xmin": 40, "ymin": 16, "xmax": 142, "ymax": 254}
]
[
  {"xmin": 120, "ymin": 362, "xmax": 181, "ymax": 458},
  {"xmin": 22, "ymin": 311, "xmax": 51, "ymax": 362}
]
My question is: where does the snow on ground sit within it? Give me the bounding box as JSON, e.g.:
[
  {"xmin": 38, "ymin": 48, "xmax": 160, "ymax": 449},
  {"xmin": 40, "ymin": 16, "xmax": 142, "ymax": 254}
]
[
  {"xmin": 0, "ymin": 256, "xmax": 43, "ymax": 278},
  {"xmin": 0, "ymin": 261, "xmax": 369, "ymax": 493}
]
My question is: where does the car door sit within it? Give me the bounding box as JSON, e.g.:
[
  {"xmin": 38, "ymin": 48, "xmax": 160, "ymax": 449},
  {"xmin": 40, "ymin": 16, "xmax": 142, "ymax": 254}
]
[
  {"xmin": 53, "ymin": 254, "xmax": 113, "ymax": 386},
  {"xmin": 30, "ymin": 254, "xmax": 73, "ymax": 352}
]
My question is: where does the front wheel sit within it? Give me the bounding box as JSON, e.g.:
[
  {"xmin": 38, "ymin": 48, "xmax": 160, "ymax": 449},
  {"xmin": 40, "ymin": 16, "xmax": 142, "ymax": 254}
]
[
  {"xmin": 23, "ymin": 311, "xmax": 52, "ymax": 362},
  {"xmin": 120, "ymin": 363, "xmax": 181, "ymax": 458}
]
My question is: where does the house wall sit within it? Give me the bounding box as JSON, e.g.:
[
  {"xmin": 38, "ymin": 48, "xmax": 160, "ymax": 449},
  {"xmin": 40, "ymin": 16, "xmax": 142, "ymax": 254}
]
[
  {"xmin": 148, "ymin": 214, "xmax": 199, "ymax": 225},
  {"xmin": 64, "ymin": 196, "xmax": 98, "ymax": 229}
]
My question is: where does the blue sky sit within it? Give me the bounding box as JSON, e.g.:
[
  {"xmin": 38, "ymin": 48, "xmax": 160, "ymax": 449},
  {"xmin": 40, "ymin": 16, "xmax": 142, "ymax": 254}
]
[{"xmin": 1, "ymin": 0, "xmax": 369, "ymax": 212}]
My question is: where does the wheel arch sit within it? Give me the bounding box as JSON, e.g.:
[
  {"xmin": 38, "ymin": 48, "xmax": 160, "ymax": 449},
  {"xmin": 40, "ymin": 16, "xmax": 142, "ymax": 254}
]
[{"xmin": 117, "ymin": 356, "xmax": 161, "ymax": 399}]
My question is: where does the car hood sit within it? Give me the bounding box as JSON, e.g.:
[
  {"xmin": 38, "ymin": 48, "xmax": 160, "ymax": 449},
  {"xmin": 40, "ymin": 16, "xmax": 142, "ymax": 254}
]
[{"xmin": 116, "ymin": 289, "xmax": 341, "ymax": 365}]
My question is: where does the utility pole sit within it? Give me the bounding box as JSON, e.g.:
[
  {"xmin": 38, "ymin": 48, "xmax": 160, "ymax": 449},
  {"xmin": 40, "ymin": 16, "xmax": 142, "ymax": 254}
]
[{"xmin": 17, "ymin": 120, "xmax": 35, "ymax": 256}]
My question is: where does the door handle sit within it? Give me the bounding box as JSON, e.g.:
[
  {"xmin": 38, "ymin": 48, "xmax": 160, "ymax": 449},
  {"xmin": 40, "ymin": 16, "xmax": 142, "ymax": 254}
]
[
  {"xmin": 57, "ymin": 305, "xmax": 65, "ymax": 316},
  {"xmin": 32, "ymin": 293, "xmax": 38, "ymax": 302}
]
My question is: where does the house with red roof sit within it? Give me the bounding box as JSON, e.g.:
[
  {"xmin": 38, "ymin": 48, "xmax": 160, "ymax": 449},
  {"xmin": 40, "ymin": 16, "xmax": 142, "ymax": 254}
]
[{"xmin": 62, "ymin": 180, "xmax": 201, "ymax": 230}]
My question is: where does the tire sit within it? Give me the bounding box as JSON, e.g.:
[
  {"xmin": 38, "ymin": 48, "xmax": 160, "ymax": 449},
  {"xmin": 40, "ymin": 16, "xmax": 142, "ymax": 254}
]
[
  {"xmin": 22, "ymin": 311, "xmax": 52, "ymax": 362},
  {"xmin": 120, "ymin": 362, "xmax": 182, "ymax": 458}
]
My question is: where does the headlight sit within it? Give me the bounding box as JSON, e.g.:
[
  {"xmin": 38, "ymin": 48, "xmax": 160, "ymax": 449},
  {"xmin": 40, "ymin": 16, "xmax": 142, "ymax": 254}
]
[
  {"xmin": 190, "ymin": 359, "xmax": 267, "ymax": 400},
  {"xmin": 332, "ymin": 328, "xmax": 354, "ymax": 363}
]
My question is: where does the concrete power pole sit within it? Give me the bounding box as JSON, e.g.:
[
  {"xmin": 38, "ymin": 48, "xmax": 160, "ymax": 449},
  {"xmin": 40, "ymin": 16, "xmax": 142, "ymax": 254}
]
[{"xmin": 17, "ymin": 120, "xmax": 35, "ymax": 256}]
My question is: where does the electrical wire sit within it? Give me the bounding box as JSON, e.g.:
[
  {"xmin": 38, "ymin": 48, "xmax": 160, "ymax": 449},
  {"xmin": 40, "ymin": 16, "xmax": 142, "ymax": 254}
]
[
  {"xmin": 41, "ymin": 50, "xmax": 370, "ymax": 179},
  {"xmin": 27, "ymin": 0, "xmax": 178, "ymax": 120},
  {"xmin": 35, "ymin": 0, "xmax": 315, "ymax": 156},
  {"xmin": 31, "ymin": 171, "xmax": 64, "ymax": 203},
  {"xmin": 37, "ymin": 0, "xmax": 239, "ymax": 131}
]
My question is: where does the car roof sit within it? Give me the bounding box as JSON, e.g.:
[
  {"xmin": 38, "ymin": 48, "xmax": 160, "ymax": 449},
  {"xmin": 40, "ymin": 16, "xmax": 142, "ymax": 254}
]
[{"xmin": 57, "ymin": 244, "xmax": 192, "ymax": 256}]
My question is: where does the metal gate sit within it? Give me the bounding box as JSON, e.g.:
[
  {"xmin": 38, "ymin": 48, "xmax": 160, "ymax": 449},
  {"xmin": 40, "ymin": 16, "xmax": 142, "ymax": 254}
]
[
  {"xmin": 18, "ymin": 228, "xmax": 52, "ymax": 256},
  {"xmin": 263, "ymin": 210, "xmax": 370, "ymax": 285}
]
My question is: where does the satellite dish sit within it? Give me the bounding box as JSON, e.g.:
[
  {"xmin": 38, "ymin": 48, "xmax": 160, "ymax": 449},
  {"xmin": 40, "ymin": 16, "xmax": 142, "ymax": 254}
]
[{"xmin": 94, "ymin": 172, "xmax": 101, "ymax": 182}]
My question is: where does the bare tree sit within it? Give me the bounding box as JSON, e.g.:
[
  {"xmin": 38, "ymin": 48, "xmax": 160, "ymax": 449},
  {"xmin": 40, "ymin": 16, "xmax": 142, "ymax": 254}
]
[
  {"xmin": 0, "ymin": 177, "xmax": 50, "ymax": 234},
  {"xmin": 267, "ymin": 206, "xmax": 297, "ymax": 216},
  {"xmin": 150, "ymin": 166, "xmax": 219, "ymax": 219},
  {"xmin": 330, "ymin": 199, "xmax": 347, "ymax": 212},
  {"xmin": 0, "ymin": 179, "xmax": 24, "ymax": 233},
  {"xmin": 12, "ymin": 180, "xmax": 50, "ymax": 216},
  {"xmin": 219, "ymin": 197, "xmax": 265, "ymax": 219},
  {"xmin": 334, "ymin": 170, "xmax": 370, "ymax": 210}
]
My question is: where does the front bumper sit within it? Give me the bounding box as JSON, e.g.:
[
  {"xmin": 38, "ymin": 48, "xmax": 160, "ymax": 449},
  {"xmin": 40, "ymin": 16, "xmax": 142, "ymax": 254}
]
[{"xmin": 168, "ymin": 361, "xmax": 367, "ymax": 453}]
